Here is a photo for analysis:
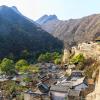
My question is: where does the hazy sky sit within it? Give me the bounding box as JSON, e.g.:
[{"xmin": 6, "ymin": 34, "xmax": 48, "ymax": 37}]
[{"xmin": 0, "ymin": 0, "xmax": 100, "ymax": 20}]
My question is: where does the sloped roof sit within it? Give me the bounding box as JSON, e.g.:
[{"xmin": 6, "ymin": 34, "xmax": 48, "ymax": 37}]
[
  {"xmin": 72, "ymin": 77, "xmax": 85, "ymax": 86},
  {"xmin": 56, "ymin": 77, "xmax": 85, "ymax": 87},
  {"xmin": 50, "ymin": 85, "xmax": 80, "ymax": 97},
  {"xmin": 68, "ymin": 90, "xmax": 80, "ymax": 96},
  {"xmin": 50, "ymin": 85, "xmax": 70, "ymax": 92},
  {"xmin": 56, "ymin": 81, "xmax": 73, "ymax": 88}
]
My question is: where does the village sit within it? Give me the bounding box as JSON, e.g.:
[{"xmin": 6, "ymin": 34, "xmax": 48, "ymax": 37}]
[
  {"xmin": 0, "ymin": 1, "xmax": 100, "ymax": 100},
  {"xmin": 0, "ymin": 42, "xmax": 100, "ymax": 100}
]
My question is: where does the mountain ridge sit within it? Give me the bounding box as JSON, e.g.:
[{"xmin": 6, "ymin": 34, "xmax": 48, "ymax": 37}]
[
  {"xmin": 36, "ymin": 14, "xmax": 58, "ymax": 25},
  {"xmin": 0, "ymin": 5, "xmax": 63, "ymax": 59},
  {"xmin": 36, "ymin": 14, "xmax": 100, "ymax": 48}
]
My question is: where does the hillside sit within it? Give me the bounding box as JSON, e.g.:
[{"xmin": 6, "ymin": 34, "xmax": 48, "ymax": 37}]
[
  {"xmin": 36, "ymin": 14, "xmax": 100, "ymax": 48},
  {"xmin": 0, "ymin": 6, "xmax": 63, "ymax": 59}
]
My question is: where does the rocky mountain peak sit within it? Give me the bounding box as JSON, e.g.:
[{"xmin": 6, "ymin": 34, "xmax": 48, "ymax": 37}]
[
  {"xmin": 48, "ymin": 15, "xmax": 58, "ymax": 20},
  {"xmin": 0, "ymin": 5, "xmax": 9, "ymax": 10},
  {"xmin": 0, "ymin": 5, "xmax": 22, "ymax": 15},
  {"xmin": 36, "ymin": 14, "xmax": 58, "ymax": 25},
  {"xmin": 11, "ymin": 6, "xmax": 21, "ymax": 15}
]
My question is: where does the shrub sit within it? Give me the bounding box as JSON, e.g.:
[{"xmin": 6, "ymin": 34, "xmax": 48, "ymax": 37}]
[
  {"xmin": 70, "ymin": 53, "xmax": 85, "ymax": 64},
  {"xmin": 29, "ymin": 65, "xmax": 40, "ymax": 73},
  {"xmin": 38, "ymin": 52, "xmax": 62, "ymax": 63},
  {"xmin": 15, "ymin": 59, "xmax": 29, "ymax": 72},
  {"xmin": 54, "ymin": 58, "xmax": 61, "ymax": 65},
  {"xmin": 0, "ymin": 58, "xmax": 15, "ymax": 75}
]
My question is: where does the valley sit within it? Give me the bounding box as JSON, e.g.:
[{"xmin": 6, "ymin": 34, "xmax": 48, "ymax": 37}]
[{"xmin": 0, "ymin": 4, "xmax": 100, "ymax": 100}]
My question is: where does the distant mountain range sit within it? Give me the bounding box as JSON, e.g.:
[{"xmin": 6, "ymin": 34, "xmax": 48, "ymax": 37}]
[
  {"xmin": 36, "ymin": 15, "xmax": 58, "ymax": 25},
  {"xmin": 1, "ymin": 5, "xmax": 100, "ymax": 60},
  {"xmin": 0, "ymin": 5, "xmax": 63, "ymax": 59},
  {"xmin": 36, "ymin": 14, "xmax": 100, "ymax": 48}
]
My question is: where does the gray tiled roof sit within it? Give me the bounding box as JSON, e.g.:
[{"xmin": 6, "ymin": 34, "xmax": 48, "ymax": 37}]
[
  {"xmin": 50, "ymin": 85, "xmax": 80, "ymax": 97},
  {"xmin": 68, "ymin": 90, "xmax": 80, "ymax": 97},
  {"xmin": 50, "ymin": 85, "xmax": 70, "ymax": 92}
]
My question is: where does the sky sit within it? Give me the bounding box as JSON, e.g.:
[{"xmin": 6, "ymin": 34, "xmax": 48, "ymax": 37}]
[{"xmin": 0, "ymin": 0, "xmax": 100, "ymax": 20}]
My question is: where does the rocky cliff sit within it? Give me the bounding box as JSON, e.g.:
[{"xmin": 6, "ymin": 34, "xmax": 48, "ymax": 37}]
[{"xmin": 36, "ymin": 14, "xmax": 100, "ymax": 48}]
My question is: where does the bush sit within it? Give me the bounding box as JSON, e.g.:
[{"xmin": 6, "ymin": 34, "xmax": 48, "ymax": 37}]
[
  {"xmin": 38, "ymin": 52, "xmax": 62, "ymax": 63},
  {"xmin": 0, "ymin": 81, "xmax": 28, "ymax": 98},
  {"xmin": 70, "ymin": 53, "xmax": 85, "ymax": 64},
  {"xmin": 54, "ymin": 58, "xmax": 61, "ymax": 65},
  {"xmin": 23, "ymin": 77, "xmax": 32, "ymax": 83},
  {"xmin": 38, "ymin": 53, "xmax": 51, "ymax": 62},
  {"xmin": 15, "ymin": 59, "xmax": 29, "ymax": 72},
  {"xmin": 0, "ymin": 58, "xmax": 15, "ymax": 75},
  {"xmin": 29, "ymin": 65, "xmax": 40, "ymax": 73}
]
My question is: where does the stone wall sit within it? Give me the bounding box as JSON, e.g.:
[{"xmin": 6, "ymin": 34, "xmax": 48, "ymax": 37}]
[
  {"xmin": 62, "ymin": 49, "xmax": 71, "ymax": 63},
  {"xmin": 86, "ymin": 68, "xmax": 100, "ymax": 100},
  {"xmin": 24, "ymin": 93, "xmax": 51, "ymax": 100},
  {"xmin": 72, "ymin": 42, "xmax": 100, "ymax": 59},
  {"xmin": 63, "ymin": 42, "xmax": 100, "ymax": 64}
]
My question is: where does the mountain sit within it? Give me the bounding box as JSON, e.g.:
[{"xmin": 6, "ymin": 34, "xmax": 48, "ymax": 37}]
[
  {"xmin": 0, "ymin": 5, "xmax": 63, "ymax": 59},
  {"xmin": 36, "ymin": 14, "xmax": 100, "ymax": 48},
  {"xmin": 36, "ymin": 15, "xmax": 60, "ymax": 34},
  {"xmin": 36, "ymin": 15, "xmax": 58, "ymax": 25},
  {"xmin": 11, "ymin": 6, "xmax": 35, "ymax": 24},
  {"xmin": 11, "ymin": 6, "xmax": 22, "ymax": 15}
]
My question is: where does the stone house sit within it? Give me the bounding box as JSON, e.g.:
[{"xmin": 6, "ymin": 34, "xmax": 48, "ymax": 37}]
[
  {"xmin": 50, "ymin": 85, "xmax": 80, "ymax": 100},
  {"xmin": 24, "ymin": 90, "xmax": 50, "ymax": 100}
]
